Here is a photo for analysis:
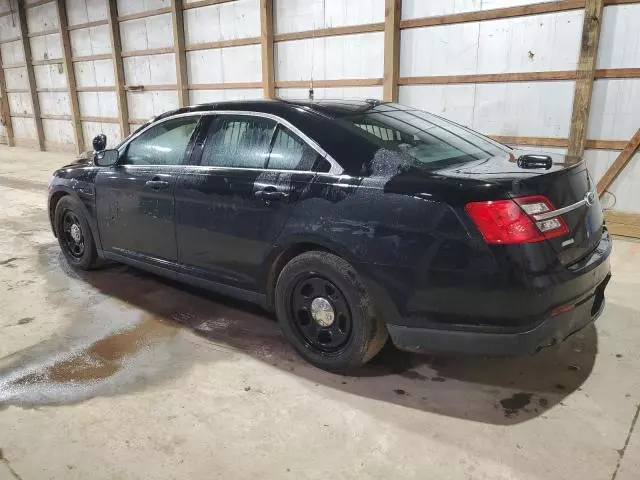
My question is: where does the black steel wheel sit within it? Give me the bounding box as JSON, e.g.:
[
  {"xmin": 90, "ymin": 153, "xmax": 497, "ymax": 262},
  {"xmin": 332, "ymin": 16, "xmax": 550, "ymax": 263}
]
[
  {"xmin": 54, "ymin": 195, "xmax": 100, "ymax": 270},
  {"xmin": 290, "ymin": 276, "xmax": 353, "ymax": 353},
  {"xmin": 275, "ymin": 251, "xmax": 388, "ymax": 372}
]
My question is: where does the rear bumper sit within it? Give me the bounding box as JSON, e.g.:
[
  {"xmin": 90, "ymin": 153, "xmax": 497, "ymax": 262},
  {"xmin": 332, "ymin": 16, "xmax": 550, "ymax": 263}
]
[
  {"xmin": 383, "ymin": 231, "xmax": 612, "ymax": 356},
  {"xmin": 387, "ymin": 272, "xmax": 609, "ymax": 355}
]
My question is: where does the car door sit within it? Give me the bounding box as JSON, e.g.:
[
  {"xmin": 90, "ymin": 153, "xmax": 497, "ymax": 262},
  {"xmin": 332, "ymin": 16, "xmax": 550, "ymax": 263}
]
[
  {"xmin": 95, "ymin": 114, "xmax": 201, "ymax": 262},
  {"xmin": 174, "ymin": 113, "xmax": 328, "ymax": 292}
]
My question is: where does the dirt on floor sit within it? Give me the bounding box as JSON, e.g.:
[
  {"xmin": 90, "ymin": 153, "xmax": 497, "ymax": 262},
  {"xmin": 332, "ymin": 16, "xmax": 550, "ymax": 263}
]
[{"xmin": 0, "ymin": 145, "xmax": 639, "ymax": 480}]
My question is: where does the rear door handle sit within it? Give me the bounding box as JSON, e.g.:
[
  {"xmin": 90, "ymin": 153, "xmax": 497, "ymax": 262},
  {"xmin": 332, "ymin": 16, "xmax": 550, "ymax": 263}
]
[
  {"xmin": 145, "ymin": 179, "xmax": 170, "ymax": 190},
  {"xmin": 255, "ymin": 188, "xmax": 289, "ymax": 201}
]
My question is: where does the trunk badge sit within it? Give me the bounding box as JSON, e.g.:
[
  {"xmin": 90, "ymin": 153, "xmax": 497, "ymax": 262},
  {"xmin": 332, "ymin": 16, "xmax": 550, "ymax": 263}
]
[{"xmin": 585, "ymin": 191, "xmax": 596, "ymax": 207}]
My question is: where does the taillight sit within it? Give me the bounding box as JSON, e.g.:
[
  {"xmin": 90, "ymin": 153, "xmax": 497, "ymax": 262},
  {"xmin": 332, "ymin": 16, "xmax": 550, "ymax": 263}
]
[{"xmin": 465, "ymin": 195, "xmax": 568, "ymax": 245}]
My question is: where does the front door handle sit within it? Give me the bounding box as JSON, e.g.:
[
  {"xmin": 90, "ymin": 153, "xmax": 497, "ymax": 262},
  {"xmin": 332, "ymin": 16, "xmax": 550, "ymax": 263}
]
[
  {"xmin": 255, "ymin": 188, "xmax": 289, "ymax": 201},
  {"xmin": 145, "ymin": 180, "xmax": 170, "ymax": 190}
]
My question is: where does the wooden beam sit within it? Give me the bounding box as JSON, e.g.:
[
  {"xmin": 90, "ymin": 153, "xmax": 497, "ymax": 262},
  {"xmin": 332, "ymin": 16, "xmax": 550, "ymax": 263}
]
[
  {"xmin": 72, "ymin": 53, "xmax": 113, "ymax": 62},
  {"xmin": 604, "ymin": 211, "xmax": 640, "ymax": 239},
  {"xmin": 17, "ymin": 1, "xmax": 45, "ymax": 151},
  {"xmin": 26, "ymin": 0, "xmax": 55, "ymax": 9},
  {"xmin": 597, "ymin": 129, "xmax": 640, "ymax": 195},
  {"xmin": 36, "ymin": 87, "xmax": 69, "ymax": 93},
  {"xmin": 490, "ymin": 135, "xmax": 570, "ymax": 148},
  {"xmin": 400, "ymin": 71, "xmax": 577, "ymax": 85},
  {"xmin": 183, "ymin": 0, "xmax": 235, "ymax": 9},
  {"xmin": 67, "ymin": 19, "xmax": 109, "ymax": 31},
  {"xmin": 40, "ymin": 113, "xmax": 72, "ymax": 121},
  {"xmin": 55, "ymin": 0, "xmax": 83, "ymax": 154},
  {"xmin": 121, "ymin": 47, "xmax": 175, "ymax": 58},
  {"xmin": 567, "ymin": 0, "xmax": 604, "ymax": 161},
  {"xmin": 0, "ymin": 36, "xmax": 22, "ymax": 45},
  {"xmin": 0, "ymin": 49, "xmax": 15, "ymax": 146},
  {"xmin": 383, "ymin": 0, "xmax": 401, "ymax": 102},
  {"xmin": 31, "ymin": 58, "xmax": 64, "ymax": 66},
  {"xmin": 125, "ymin": 84, "xmax": 179, "ymax": 92},
  {"xmin": 27, "ymin": 28, "xmax": 60, "ymax": 38},
  {"xmin": 106, "ymin": 0, "xmax": 129, "ymax": 138},
  {"xmin": 76, "ymin": 86, "xmax": 117, "ymax": 93},
  {"xmin": 171, "ymin": 0, "xmax": 189, "ymax": 107},
  {"xmin": 274, "ymin": 23, "xmax": 385, "ymax": 42},
  {"xmin": 595, "ymin": 68, "xmax": 640, "ymax": 79},
  {"xmin": 400, "ymin": 0, "xmax": 585, "ymax": 30},
  {"xmin": 117, "ymin": 7, "xmax": 172, "ymax": 23},
  {"xmin": 275, "ymin": 78, "xmax": 384, "ymax": 88},
  {"xmin": 260, "ymin": 0, "xmax": 275, "ymax": 99},
  {"xmin": 585, "ymin": 139, "xmax": 627, "ymax": 149},
  {"xmin": 185, "ymin": 37, "xmax": 262, "ymax": 52},
  {"xmin": 80, "ymin": 116, "xmax": 120, "ymax": 124},
  {"xmin": 189, "ymin": 81, "xmax": 263, "ymax": 90}
]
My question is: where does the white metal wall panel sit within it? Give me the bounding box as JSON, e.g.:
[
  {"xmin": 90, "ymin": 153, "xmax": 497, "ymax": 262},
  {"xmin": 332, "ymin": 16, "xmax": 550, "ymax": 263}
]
[
  {"xmin": 0, "ymin": 0, "xmax": 11, "ymax": 15},
  {"xmin": 472, "ymin": 81, "xmax": 575, "ymax": 138},
  {"xmin": 187, "ymin": 44, "xmax": 262, "ymax": 84},
  {"xmin": 0, "ymin": 11, "xmax": 20, "ymax": 41},
  {"xmin": 598, "ymin": 4, "xmax": 640, "ymax": 69},
  {"xmin": 0, "ymin": 41, "xmax": 25, "ymax": 66},
  {"xmin": 70, "ymin": 25, "xmax": 112, "ymax": 57},
  {"xmin": 7, "ymin": 93, "xmax": 33, "ymax": 115},
  {"xmin": 78, "ymin": 91, "xmax": 118, "ymax": 118},
  {"xmin": 43, "ymin": 118, "xmax": 75, "ymax": 145},
  {"xmin": 26, "ymin": 2, "xmax": 60, "ymax": 32},
  {"xmin": 401, "ymin": 10, "xmax": 582, "ymax": 77},
  {"xmin": 184, "ymin": 0, "xmax": 260, "ymax": 45},
  {"xmin": 402, "ymin": 0, "xmax": 559, "ymax": 20},
  {"xmin": 116, "ymin": 0, "xmax": 170, "ymax": 16},
  {"xmin": 588, "ymin": 79, "xmax": 640, "ymax": 141},
  {"xmin": 29, "ymin": 33, "xmax": 63, "ymax": 61},
  {"xmin": 399, "ymin": 84, "xmax": 476, "ymax": 126},
  {"xmin": 275, "ymin": 32, "xmax": 384, "ymax": 81},
  {"xmin": 33, "ymin": 64, "xmax": 67, "ymax": 89},
  {"xmin": 38, "ymin": 92, "xmax": 71, "ymax": 115},
  {"xmin": 81, "ymin": 121, "xmax": 121, "ymax": 148},
  {"xmin": 126, "ymin": 91, "xmax": 179, "ymax": 121},
  {"xmin": 74, "ymin": 59, "xmax": 115, "ymax": 87},
  {"xmin": 274, "ymin": 0, "xmax": 384, "ymax": 34},
  {"xmin": 277, "ymin": 86, "xmax": 383, "ymax": 100},
  {"xmin": 123, "ymin": 53, "xmax": 177, "ymax": 85},
  {"xmin": 4, "ymin": 67, "xmax": 28, "ymax": 90},
  {"xmin": 11, "ymin": 117, "xmax": 37, "ymax": 140},
  {"xmin": 66, "ymin": 0, "xmax": 108, "ymax": 25},
  {"xmin": 119, "ymin": 14, "xmax": 173, "ymax": 52},
  {"xmin": 189, "ymin": 89, "xmax": 264, "ymax": 104}
]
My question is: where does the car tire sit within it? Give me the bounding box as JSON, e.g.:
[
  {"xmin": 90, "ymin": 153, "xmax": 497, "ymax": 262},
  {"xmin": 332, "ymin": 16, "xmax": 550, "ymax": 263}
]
[
  {"xmin": 275, "ymin": 251, "xmax": 388, "ymax": 372},
  {"xmin": 54, "ymin": 195, "xmax": 100, "ymax": 270}
]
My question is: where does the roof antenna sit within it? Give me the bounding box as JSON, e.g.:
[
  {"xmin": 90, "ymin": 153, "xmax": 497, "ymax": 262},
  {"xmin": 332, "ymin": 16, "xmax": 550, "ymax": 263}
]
[{"xmin": 309, "ymin": 18, "xmax": 316, "ymax": 101}]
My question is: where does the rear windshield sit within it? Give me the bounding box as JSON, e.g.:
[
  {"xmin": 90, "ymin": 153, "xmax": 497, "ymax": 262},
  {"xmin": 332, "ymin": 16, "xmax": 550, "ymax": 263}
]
[{"xmin": 340, "ymin": 109, "xmax": 509, "ymax": 170}]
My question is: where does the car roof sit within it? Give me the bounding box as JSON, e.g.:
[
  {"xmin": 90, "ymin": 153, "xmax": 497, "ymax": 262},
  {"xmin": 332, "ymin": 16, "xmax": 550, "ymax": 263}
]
[{"xmin": 156, "ymin": 98, "xmax": 404, "ymax": 122}]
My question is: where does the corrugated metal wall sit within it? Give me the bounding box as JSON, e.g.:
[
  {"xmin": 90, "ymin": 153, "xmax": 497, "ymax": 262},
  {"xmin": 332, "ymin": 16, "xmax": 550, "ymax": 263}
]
[{"xmin": 0, "ymin": 0, "xmax": 639, "ymax": 213}]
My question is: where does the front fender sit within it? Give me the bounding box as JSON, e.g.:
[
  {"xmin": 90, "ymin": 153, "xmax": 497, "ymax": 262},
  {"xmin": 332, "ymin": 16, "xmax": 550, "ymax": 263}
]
[{"xmin": 48, "ymin": 184, "xmax": 103, "ymax": 252}]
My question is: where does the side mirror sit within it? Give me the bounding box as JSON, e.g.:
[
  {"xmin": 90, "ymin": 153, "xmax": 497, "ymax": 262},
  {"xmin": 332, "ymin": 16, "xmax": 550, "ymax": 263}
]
[
  {"xmin": 92, "ymin": 133, "xmax": 107, "ymax": 152},
  {"xmin": 94, "ymin": 149, "xmax": 119, "ymax": 167}
]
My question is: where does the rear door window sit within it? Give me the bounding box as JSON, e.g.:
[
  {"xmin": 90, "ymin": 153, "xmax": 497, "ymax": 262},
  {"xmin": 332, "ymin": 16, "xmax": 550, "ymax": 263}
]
[
  {"xmin": 267, "ymin": 125, "xmax": 324, "ymax": 171},
  {"xmin": 201, "ymin": 115, "xmax": 276, "ymax": 168}
]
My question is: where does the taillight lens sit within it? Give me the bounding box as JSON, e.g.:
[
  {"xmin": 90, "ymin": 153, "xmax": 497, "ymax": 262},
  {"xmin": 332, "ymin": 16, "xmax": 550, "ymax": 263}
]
[{"xmin": 465, "ymin": 195, "xmax": 568, "ymax": 244}]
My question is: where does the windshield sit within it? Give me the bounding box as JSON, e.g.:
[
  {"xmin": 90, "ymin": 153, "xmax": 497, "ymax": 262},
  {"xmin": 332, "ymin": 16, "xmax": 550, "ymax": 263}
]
[{"xmin": 340, "ymin": 108, "xmax": 510, "ymax": 170}]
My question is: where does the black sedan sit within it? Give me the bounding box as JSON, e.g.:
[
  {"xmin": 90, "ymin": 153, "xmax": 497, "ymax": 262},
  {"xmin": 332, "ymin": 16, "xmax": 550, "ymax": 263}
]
[{"xmin": 48, "ymin": 99, "xmax": 611, "ymax": 371}]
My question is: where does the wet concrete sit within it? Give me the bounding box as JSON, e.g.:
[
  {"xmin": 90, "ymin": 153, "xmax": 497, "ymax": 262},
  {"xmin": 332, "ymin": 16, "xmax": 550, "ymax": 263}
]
[{"xmin": 1, "ymin": 145, "xmax": 640, "ymax": 480}]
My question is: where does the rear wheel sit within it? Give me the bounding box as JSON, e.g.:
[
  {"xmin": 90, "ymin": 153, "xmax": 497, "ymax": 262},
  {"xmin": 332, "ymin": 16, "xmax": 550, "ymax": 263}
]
[
  {"xmin": 275, "ymin": 251, "xmax": 388, "ymax": 372},
  {"xmin": 54, "ymin": 195, "xmax": 100, "ymax": 270}
]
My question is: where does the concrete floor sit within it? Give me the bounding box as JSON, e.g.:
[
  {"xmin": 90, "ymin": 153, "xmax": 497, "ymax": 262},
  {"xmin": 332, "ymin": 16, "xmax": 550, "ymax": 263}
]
[{"xmin": 0, "ymin": 145, "xmax": 639, "ymax": 480}]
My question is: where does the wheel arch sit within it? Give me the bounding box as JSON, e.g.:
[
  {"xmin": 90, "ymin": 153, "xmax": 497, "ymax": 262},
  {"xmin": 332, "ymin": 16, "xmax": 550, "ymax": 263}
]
[{"xmin": 49, "ymin": 187, "xmax": 103, "ymax": 251}]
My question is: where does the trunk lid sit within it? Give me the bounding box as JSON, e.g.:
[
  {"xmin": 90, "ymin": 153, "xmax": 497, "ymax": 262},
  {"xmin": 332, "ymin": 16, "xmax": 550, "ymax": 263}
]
[{"xmin": 439, "ymin": 150, "xmax": 604, "ymax": 266}]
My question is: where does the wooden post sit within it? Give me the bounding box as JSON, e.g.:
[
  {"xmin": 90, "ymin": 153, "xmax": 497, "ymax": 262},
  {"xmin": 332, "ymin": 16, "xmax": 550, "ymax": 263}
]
[
  {"xmin": 17, "ymin": 0, "xmax": 45, "ymax": 151},
  {"xmin": 567, "ymin": 0, "xmax": 604, "ymax": 161},
  {"xmin": 260, "ymin": 0, "xmax": 275, "ymax": 99},
  {"xmin": 0, "ymin": 49, "xmax": 15, "ymax": 147},
  {"xmin": 171, "ymin": 0, "xmax": 189, "ymax": 107},
  {"xmin": 106, "ymin": 0, "xmax": 130, "ymax": 140},
  {"xmin": 383, "ymin": 0, "xmax": 401, "ymax": 102},
  {"xmin": 56, "ymin": 0, "xmax": 84, "ymax": 154}
]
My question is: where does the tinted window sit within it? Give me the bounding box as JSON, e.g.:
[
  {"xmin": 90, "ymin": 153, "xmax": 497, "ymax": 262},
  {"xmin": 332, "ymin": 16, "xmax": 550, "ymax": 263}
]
[
  {"xmin": 267, "ymin": 126, "xmax": 321, "ymax": 171},
  {"xmin": 340, "ymin": 109, "xmax": 509, "ymax": 169},
  {"xmin": 201, "ymin": 115, "xmax": 275, "ymax": 168},
  {"xmin": 123, "ymin": 116, "xmax": 200, "ymax": 165}
]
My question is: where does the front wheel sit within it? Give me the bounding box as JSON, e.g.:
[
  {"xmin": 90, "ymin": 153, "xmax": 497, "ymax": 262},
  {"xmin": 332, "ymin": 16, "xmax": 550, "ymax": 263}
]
[
  {"xmin": 54, "ymin": 195, "xmax": 100, "ymax": 270},
  {"xmin": 275, "ymin": 251, "xmax": 388, "ymax": 372}
]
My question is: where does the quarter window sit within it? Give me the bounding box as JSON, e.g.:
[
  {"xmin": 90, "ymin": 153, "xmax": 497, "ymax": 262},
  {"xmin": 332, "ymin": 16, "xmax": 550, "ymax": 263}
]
[
  {"xmin": 201, "ymin": 115, "xmax": 276, "ymax": 168},
  {"xmin": 267, "ymin": 126, "xmax": 321, "ymax": 171},
  {"xmin": 122, "ymin": 116, "xmax": 200, "ymax": 166}
]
